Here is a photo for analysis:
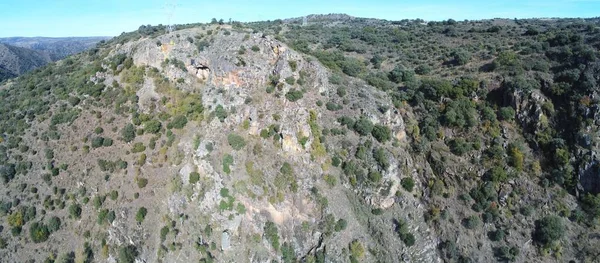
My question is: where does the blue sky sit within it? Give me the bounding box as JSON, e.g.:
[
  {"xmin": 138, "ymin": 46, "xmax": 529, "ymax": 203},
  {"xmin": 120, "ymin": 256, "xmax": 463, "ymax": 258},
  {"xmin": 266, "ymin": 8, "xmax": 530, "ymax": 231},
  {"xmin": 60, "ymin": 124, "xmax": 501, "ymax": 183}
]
[{"xmin": 0, "ymin": 0, "xmax": 598, "ymax": 37}]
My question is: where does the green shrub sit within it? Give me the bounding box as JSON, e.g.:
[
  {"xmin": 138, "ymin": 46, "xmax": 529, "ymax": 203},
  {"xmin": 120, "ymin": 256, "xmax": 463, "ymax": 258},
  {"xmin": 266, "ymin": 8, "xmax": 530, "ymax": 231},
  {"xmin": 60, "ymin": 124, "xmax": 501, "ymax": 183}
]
[
  {"xmin": 131, "ymin": 142, "xmax": 146, "ymax": 153},
  {"xmin": 160, "ymin": 226, "xmax": 169, "ymax": 242},
  {"xmin": 94, "ymin": 127, "xmax": 104, "ymax": 134},
  {"xmin": 69, "ymin": 204, "xmax": 82, "ymax": 219},
  {"xmin": 488, "ymin": 229, "xmax": 505, "ymax": 242},
  {"xmin": 107, "ymin": 211, "xmax": 116, "ymax": 223},
  {"xmin": 285, "ymin": 76, "xmax": 296, "ymax": 85},
  {"xmin": 484, "ymin": 166, "xmax": 508, "ymax": 183},
  {"xmin": 462, "ymin": 215, "xmax": 481, "ymax": 229},
  {"xmin": 264, "ymin": 221, "xmax": 280, "ymax": 251},
  {"xmin": 29, "ymin": 222, "xmax": 50, "ymax": 243},
  {"xmin": 448, "ymin": 138, "xmax": 471, "ymax": 156},
  {"xmin": 335, "ymin": 219, "xmax": 347, "ymax": 232},
  {"xmin": 121, "ymin": 124, "xmax": 136, "ymax": 142},
  {"xmin": 227, "ymin": 133, "xmax": 246, "ymax": 150},
  {"xmin": 91, "ymin": 137, "xmax": 104, "ymax": 148},
  {"xmin": 45, "ymin": 149, "xmax": 54, "ymax": 160},
  {"xmin": 118, "ymin": 245, "xmax": 139, "ymax": 263},
  {"xmin": 533, "ymin": 216, "xmax": 564, "ymax": 246},
  {"xmin": 285, "ymin": 89, "xmax": 303, "ymax": 102},
  {"xmin": 324, "ymin": 174, "xmax": 337, "ymax": 187},
  {"xmin": 288, "ymin": 61, "xmax": 297, "ymax": 71},
  {"xmin": 494, "ymin": 246, "xmax": 520, "ymax": 262},
  {"xmin": 368, "ymin": 171, "xmax": 382, "ymax": 183},
  {"xmin": 353, "ymin": 117, "xmax": 374, "ymax": 136},
  {"xmin": 373, "ymin": 148, "xmax": 389, "ymax": 170},
  {"xmin": 137, "ymin": 177, "xmax": 148, "ymax": 188},
  {"xmin": 102, "ymin": 137, "xmax": 113, "ymax": 147},
  {"xmin": 110, "ymin": 190, "xmax": 119, "ymax": 200},
  {"xmin": 48, "ymin": 216, "xmax": 61, "ymax": 232},
  {"xmin": 97, "ymin": 209, "xmax": 109, "ymax": 225},
  {"xmin": 144, "ymin": 120, "xmax": 162, "ymax": 134},
  {"xmin": 223, "ymin": 154, "xmax": 234, "ymax": 174},
  {"xmin": 189, "ymin": 172, "xmax": 200, "ymax": 184},
  {"xmin": 251, "ymin": 45, "xmax": 260, "ymax": 52},
  {"xmin": 168, "ymin": 115, "xmax": 188, "ymax": 129},
  {"xmin": 326, "ymin": 102, "xmax": 342, "ymax": 111},
  {"xmin": 371, "ymin": 124, "xmax": 391, "ymax": 142},
  {"xmin": 451, "ymin": 49, "xmax": 471, "ymax": 65},
  {"xmin": 401, "ymin": 177, "xmax": 415, "ymax": 192},
  {"xmin": 214, "ymin": 105, "xmax": 228, "ymax": 122},
  {"xmin": 498, "ymin": 107, "xmax": 515, "ymax": 121},
  {"xmin": 396, "ymin": 218, "xmax": 416, "ymax": 246},
  {"xmin": 415, "ymin": 64, "xmax": 432, "ymax": 75},
  {"xmin": 349, "ymin": 240, "xmax": 365, "ymax": 261},
  {"xmin": 135, "ymin": 207, "xmax": 147, "ymax": 223}
]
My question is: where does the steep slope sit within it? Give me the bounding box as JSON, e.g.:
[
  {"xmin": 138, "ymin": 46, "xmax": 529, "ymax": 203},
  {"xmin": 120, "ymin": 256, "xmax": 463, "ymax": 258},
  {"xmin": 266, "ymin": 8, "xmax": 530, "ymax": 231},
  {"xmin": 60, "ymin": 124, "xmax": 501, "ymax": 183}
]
[
  {"xmin": 0, "ymin": 24, "xmax": 441, "ymax": 263},
  {"xmin": 0, "ymin": 43, "xmax": 51, "ymax": 81}
]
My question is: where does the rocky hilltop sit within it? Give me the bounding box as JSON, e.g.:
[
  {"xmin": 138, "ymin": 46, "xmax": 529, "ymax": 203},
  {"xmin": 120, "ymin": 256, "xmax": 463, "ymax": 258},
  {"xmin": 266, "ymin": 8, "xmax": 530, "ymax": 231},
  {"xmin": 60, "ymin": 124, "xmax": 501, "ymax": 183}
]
[{"xmin": 1, "ymin": 16, "xmax": 600, "ymax": 263}]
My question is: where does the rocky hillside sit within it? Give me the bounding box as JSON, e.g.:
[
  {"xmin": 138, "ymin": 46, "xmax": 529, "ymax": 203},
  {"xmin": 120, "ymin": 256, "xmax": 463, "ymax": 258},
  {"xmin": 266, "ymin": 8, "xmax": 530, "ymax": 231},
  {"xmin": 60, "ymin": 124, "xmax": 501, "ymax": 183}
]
[{"xmin": 0, "ymin": 16, "xmax": 600, "ymax": 263}]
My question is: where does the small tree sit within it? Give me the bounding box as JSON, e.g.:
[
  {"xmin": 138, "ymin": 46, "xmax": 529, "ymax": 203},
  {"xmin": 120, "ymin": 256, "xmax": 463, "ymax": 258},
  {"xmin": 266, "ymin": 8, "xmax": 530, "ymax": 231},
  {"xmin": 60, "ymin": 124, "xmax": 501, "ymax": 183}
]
[
  {"xmin": 285, "ymin": 89, "xmax": 303, "ymax": 102},
  {"xmin": 533, "ymin": 216, "xmax": 564, "ymax": 246},
  {"xmin": 264, "ymin": 221, "xmax": 280, "ymax": 251},
  {"xmin": 227, "ymin": 133, "xmax": 246, "ymax": 150},
  {"xmin": 29, "ymin": 222, "xmax": 50, "ymax": 243},
  {"xmin": 135, "ymin": 207, "xmax": 147, "ymax": 223},
  {"xmin": 121, "ymin": 124, "xmax": 136, "ymax": 142},
  {"xmin": 167, "ymin": 115, "xmax": 188, "ymax": 129},
  {"xmin": 118, "ymin": 245, "xmax": 138, "ymax": 263},
  {"xmin": 48, "ymin": 216, "xmax": 61, "ymax": 232},
  {"xmin": 401, "ymin": 177, "xmax": 415, "ymax": 192},
  {"xmin": 353, "ymin": 117, "xmax": 374, "ymax": 136},
  {"xmin": 189, "ymin": 172, "xmax": 200, "ymax": 184},
  {"xmin": 371, "ymin": 124, "xmax": 391, "ymax": 143},
  {"xmin": 451, "ymin": 49, "xmax": 471, "ymax": 65}
]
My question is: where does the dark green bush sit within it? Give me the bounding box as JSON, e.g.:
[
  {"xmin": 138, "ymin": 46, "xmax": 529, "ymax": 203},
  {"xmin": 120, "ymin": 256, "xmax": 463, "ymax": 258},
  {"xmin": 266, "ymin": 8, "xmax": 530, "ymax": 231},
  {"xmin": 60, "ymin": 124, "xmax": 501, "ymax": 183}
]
[
  {"xmin": 227, "ymin": 133, "xmax": 246, "ymax": 150},
  {"xmin": 285, "ymin": 89, "xmax": 303, "ymax": 102},
  {"xmin": 144, "ymin": 120, "xmax": 162, "ymax": 134},
  {"xmin": 91, "ymin": 137, "xmax": 104, "ymax": 148},
  {"xmin": 401, "ymin": 177, "xmax": 415, "ymax": 192},
  {"xmin": 48, "ymin": 216, "xmax": 61, "ymax": 232},
  {"xmin": 29, "ymin": 222, "xmax": 50, "ymax": 243},
  {"xmin": 168, "ymin": 115, "xmax": 188, "ymax": 129},
  {"xmin": 353, "ymin": 117, "xmax": 374, "ymax": 136},
  {"xmin": 118, "ymin": 245, "xmax": 138, "ymax": 263},
  {"xmin": 371, "ymin": 124, "xmax": 391, "ymax": 143},
  {"xmin": 462, "ymin": 215, "xmax": 481, "ymax": 229},
  {"xmin": 264, "ymin": 221, "xmax": 280, "ymax": 251},
  {"xmin": 135, "ymin": 207, "xmax": 147, "ymax": 223},
  {"xmin": 189, "ymin": 172, "xmax": 200, "ymax": 184},
  {"xmin": 121, "ymin": 124, "xmax": 136, "ymax": 142},
  {"xmin": 533, "ymin": 216, "xmax": 564, "ymax": 246},
  {"xmin": 214, "ymin": 104, "xmax": 228, "ymax": 122}
]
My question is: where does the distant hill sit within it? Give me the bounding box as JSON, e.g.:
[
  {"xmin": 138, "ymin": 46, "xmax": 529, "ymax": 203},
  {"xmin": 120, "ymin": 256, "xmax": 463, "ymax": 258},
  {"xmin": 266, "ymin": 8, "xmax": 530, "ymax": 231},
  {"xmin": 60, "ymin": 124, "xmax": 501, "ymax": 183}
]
[
  {"xmin": 0, "ymin": 43, "xmax": 51, "ymax": 81},
  {"xmin": 0, "ymin": 36, "xmax": 110, "ymax": 61},
  {"xmin": 0, "ymin": 36, "xmax": 110, "ymax": 81}
]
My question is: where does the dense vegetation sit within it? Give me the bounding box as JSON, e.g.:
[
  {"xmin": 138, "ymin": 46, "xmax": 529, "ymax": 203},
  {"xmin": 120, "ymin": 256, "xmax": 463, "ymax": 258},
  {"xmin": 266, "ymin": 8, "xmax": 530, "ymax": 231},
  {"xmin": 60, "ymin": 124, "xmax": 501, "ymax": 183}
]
[{"xmin": 248, "ymin": 15, "xmax": 600, "ymax": 262}]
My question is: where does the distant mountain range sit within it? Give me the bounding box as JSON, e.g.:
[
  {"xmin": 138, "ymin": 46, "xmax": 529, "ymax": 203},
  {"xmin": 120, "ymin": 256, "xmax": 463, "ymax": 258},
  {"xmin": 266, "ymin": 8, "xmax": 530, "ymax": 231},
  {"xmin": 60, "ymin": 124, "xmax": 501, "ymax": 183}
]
[{"xmin": 0, "ymin": 36, "xmax": 110, "ymax": 82}]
